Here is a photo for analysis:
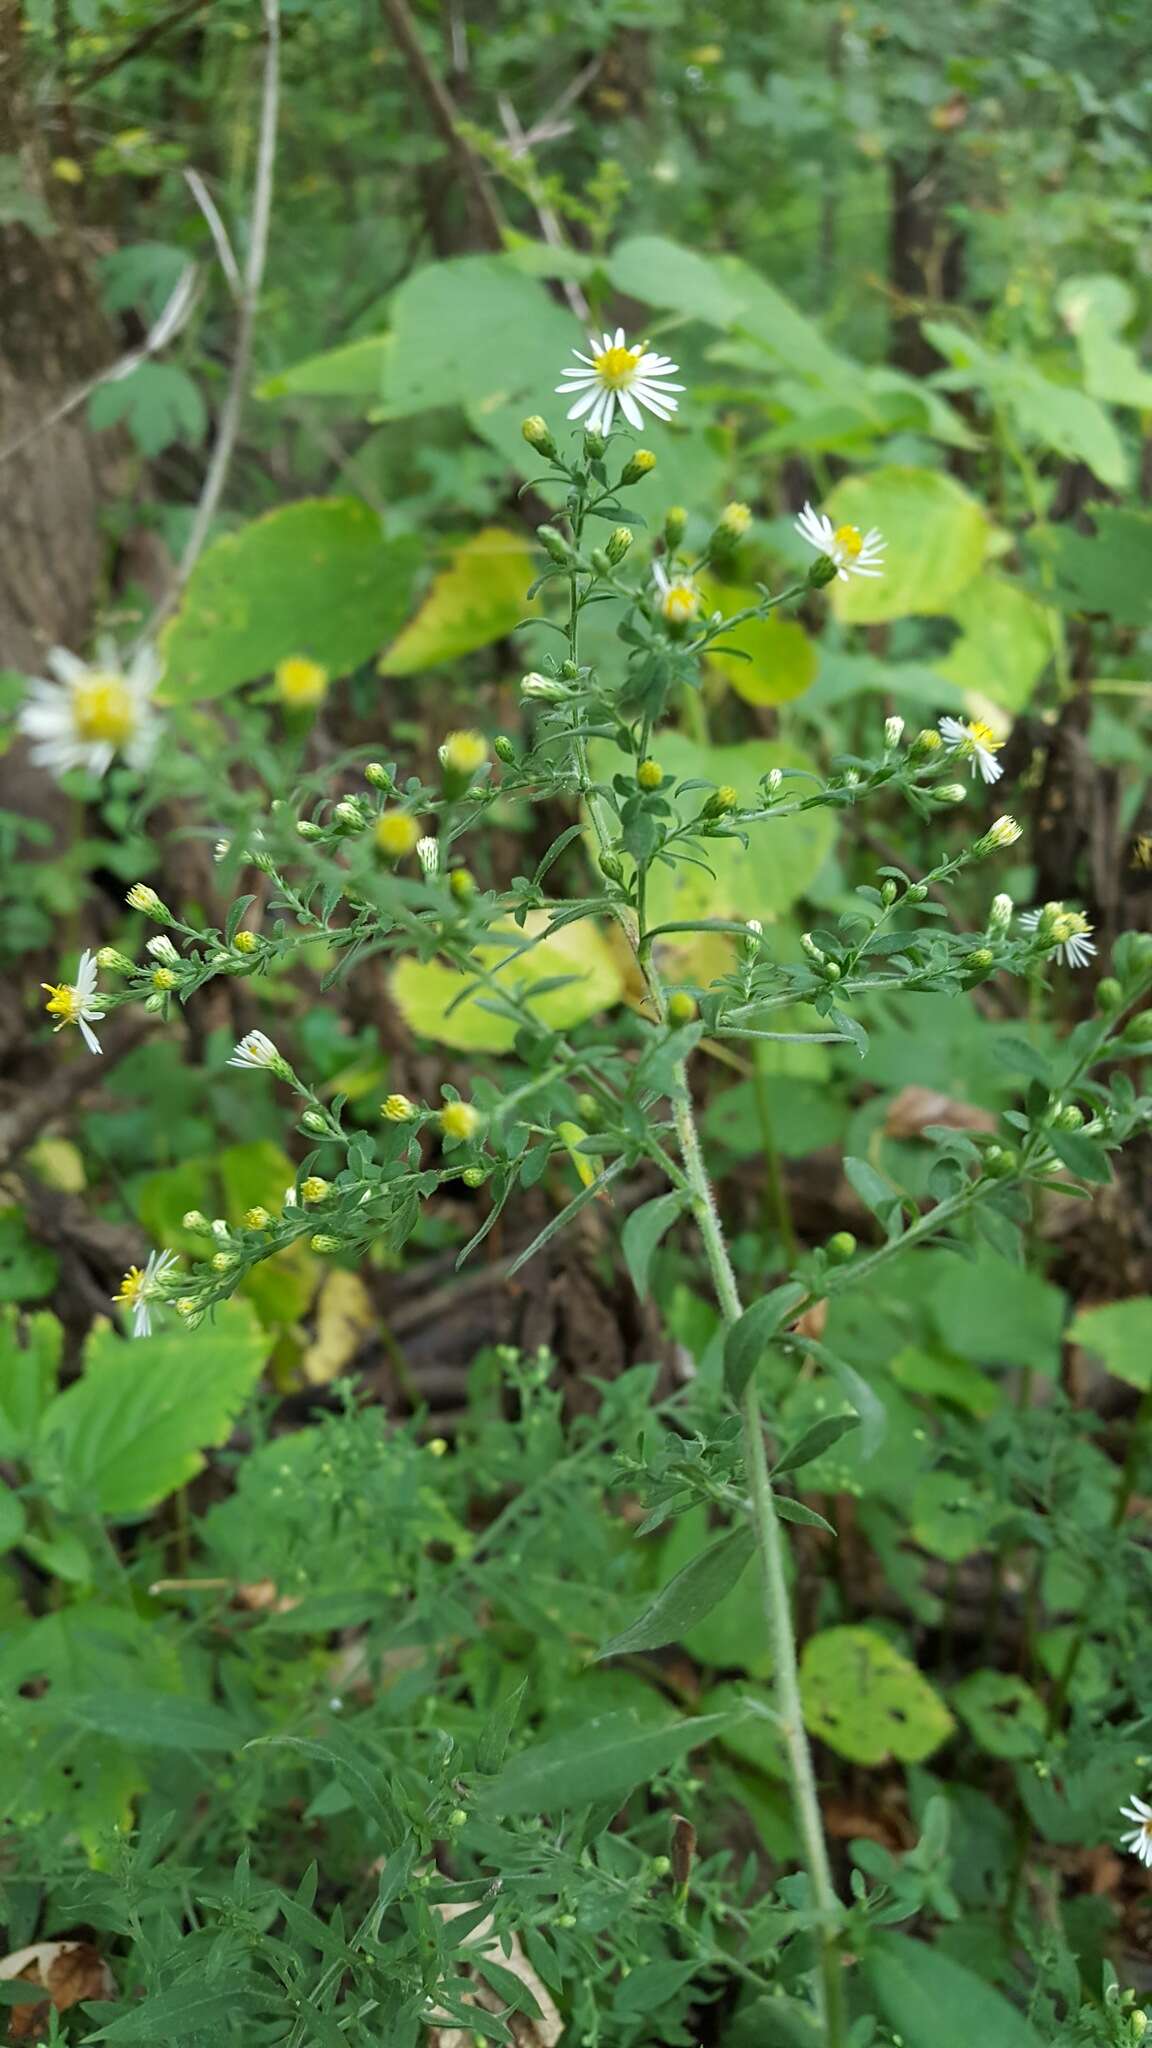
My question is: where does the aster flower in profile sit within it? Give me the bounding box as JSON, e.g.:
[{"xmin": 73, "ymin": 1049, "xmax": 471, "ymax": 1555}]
[
  {"xmin": 42, "ymin": 949, "xmax": 105, "ymax": 1055},
  {"xmin": 114, "ymin": 1248, "xmax": 179, "ymax": 1339},
  {"xmin": 1120, "ymin": 1794, "xmax": 1152, "ymax": 1868},
  {"xmin": 555, "ymin": 328, "xmax": 683, "ymax": 434},
  {"xmin": 228, "ymin": 1029, "xmax": 285, "ymax": 1072},
  {"xmin": 794, "ymin": 503, "xmax": 886, "ymax": 582},
  {"xmin": 1020, "ymin": 903, "xmax": 1097, "ymax": 970},
  {"xmin": 19, "ymin": 637, "xmax": 162, "ymax": 781},
  {"xmin": 938, "ymin": 714, "xmax": 1006, "ymax": 786}
]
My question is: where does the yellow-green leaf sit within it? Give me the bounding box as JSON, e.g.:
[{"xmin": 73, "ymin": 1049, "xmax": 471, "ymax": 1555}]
[
  {"xmin": 826, "ymin": 467, "xmax": 988, "ymax": 624},
  {"xmin": 379, "ymin": 527, "xmax": 535, "ymax": 675},
  {"xmin": 800, "ymin": 1625, "xmax": 953, "ymax": 1764},
  {"xmin": 937, "ymin": 573, "xmax": 1053, "ymax": 712},
  {"xmin": 704, "ymin": 586, "xmax": 819, "ymax": 706},
  {"xmin": 390, "ymin": 915, "xmax": 624, "ymax": 1052}
]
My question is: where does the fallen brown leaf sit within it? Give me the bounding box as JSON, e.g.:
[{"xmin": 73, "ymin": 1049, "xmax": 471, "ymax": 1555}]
[
  {"xmin": 884, "ymin": 1087, "xmax": 997, "ymax": 1140},
  {"xmin": 0, "ymin": 1942, "xmax": 115, "ymax": 2042}
]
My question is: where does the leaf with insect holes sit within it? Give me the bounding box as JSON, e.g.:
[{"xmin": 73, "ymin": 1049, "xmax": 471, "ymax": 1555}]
[{"xmin": 800, "ymin": 1627, "xmax": 953, "ymax": 1765}]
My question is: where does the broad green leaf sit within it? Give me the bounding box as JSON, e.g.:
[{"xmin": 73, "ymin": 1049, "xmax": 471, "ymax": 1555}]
[
  {"xmin": 258, "ymin": 333, "xmax": 390, "ymax": 401},
  {"xmin": 800, "ymin": 1626, "xmax": 953, "ymax": 1764},
  {"xmin": 380, "ymin": 527, "xmax": 535, "ymax": 674},
  {"xmin": 0, "ymin": 1307, "xmax": 61, "ymax": 1456},
  {"xmin": 951, "ymin": 1669, "xmax": 1045, "ymax": 1760},
  {"xmin": 910, "ymin": 1471, "xmax": 1000, "ymax": 1561},
  {"xmin": 90, "ymin": 361, "xmax": 205, "ymax": 457},
  {"xmin": 390, "ymin": 915, "xmax": 623, "ymax": 1053},
  {"xmin": 589, "ymin": 734, "xmax": 836, "ymax": 925},
  {"xmin": 703, "ymin": 585, "xmax": 819, "ymax": 706},
  {"xmin": 1069, "ymin": 1297, "xmax": 1152, "ymax": 1390},
  {"xmin": 381, "ymin": 256, "xmax": 578, "ymax": 417},
  {"xmin": 0, "ymin": 1208, "xmax": 58, "ymax": 1304},
  {"xmin": 160, "ymin": 499, "xmax": 420, "ymax": 701},
  {"xmin": 889, "ymin": 1344, "xmax": 1001, "ymax": 1418},
  {"xmin": 925, "ymin": 316, "xmax": 1127, "ymax": 486},
  {"xmin": 826, "ymin": 467, "xmax": 988, "ymax": 624},
  {"xmin": 62, "ymin": 1691, "xmax": 246, "ymax": 1751},
  {"xmin": 1029, "ymin": 508, "xmax": 1152, "ymax": 628},
  {"xmin": 133, "ymin": 1160, "xmax": 214, "ymax": 1255},
  {"xmin": 608, "ymin": 235, "xmax": 749, "ymax": 330},
  {"xmin": 1058, "ymin": 274, "xmax": 1152, "ymax": 409},
  {"xmin": 479, "ymin": 1708, "xmax": 735, "ymax": 1816},
  {"xmin": 865, "ymin": 1933, "xmax": 1043, "ymax": 2048},
  {"xmin": 40, "ymin": 1301, "xmax": 271, "ymax": 1517},
  {"xmin": 598, "ymin": 1526, "xmax": 756, "ymax": 1659},
  {"xmin": 621, "ymin": 1191, "xmax": 686, "ymax": 1301},
  {"xmin": 925, "ymin": 1248, "xmax": 1066, "ymax": 1374},
  {"xmin": 938, "ymin": 573, "xmax": 1053, "ymax": 712}
]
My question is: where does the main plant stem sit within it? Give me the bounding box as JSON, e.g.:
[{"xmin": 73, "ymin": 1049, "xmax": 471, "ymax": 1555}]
[
  {"xmin": 669, "ymin": 1071, "xmax": 846, "ymax": 2046},
  {"xmin": 563, "ymin": 516, "xmax": 844, "ymax": 2042}
]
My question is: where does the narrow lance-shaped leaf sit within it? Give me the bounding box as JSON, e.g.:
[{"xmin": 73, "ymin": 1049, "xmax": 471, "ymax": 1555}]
[{"xmin": 597, "ymin": 1525, "xmax": 757, "ymax": 1659}]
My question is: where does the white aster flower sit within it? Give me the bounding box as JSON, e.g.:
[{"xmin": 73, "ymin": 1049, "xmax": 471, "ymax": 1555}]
[
  {"xmin": 651, "ymin": 560, "xmax": 701, "ymax": 628},
  {"xmin": 228, "ymin": 1029, "xmax": 283, "ymax": 1071},
  {"xmin": 794, "ymin": 503, "xmax": 885, "ymax": 581},
  {"xmin": 1121, "ymin": 1795, "xmax": 1152, "ymax": 1868},
  {"xmin": 555, "ymin": 327, "xmax": 684, "ymax": 434},
  {"xmin": 884, "ymin": 716, "xmax": 905, "ymax": 749},
  {"xmin": 416, "ymin": 835, "xmax": 440, "ymax": 879},
  {"xmin": 42, "ymin": 948, "xmax": 105, "ymax": 1056},
  {"xmin": 18, "ymin": 637, "xmax": 162, "ymax": 781},
  {"xmin": 114, "ymin": 1247, "xmax": 179, "ymax": 1339},
  {"xmin": 938, "ymin": 715, "xmax": 1005, "ymax": 786},
  {"xmin": 1020, "ymin": 904, "xmax": 1097, "ymax": 970}
]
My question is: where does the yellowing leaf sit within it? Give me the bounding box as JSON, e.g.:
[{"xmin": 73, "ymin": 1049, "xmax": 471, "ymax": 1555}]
[
  {"xmin": 704, "ymin": 586, "xmax": 818, "ymax": 706},
  {"xmin": 391, "ymin": 914, "xmax": 623, "ymax": 1052},
  {"xmin": 826, "ymin": 467, "xmax": 988, "ymax": 624},
  {"xmin": 801, "ymin": 1625, "xmax": 954, "ymax": 1764},
  {"xmin": 302, "ymin": 1269, "xmax": 376, "ymax": 1385},
  {"xmin": 380, "ymin": 528, "xmax": 534, "ymax": 674},
  {"xmin": 937, "ymin": 573, "xmax": 1053, "ymax": 712}
]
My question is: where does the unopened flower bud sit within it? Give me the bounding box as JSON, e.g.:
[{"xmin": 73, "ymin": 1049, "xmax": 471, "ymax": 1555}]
[
  {"xmin": 763, "ymin": 768, "xmax": 783, "ymax": 796},
  {"xmin": 96, "ymin": 947, "xmax": 132, "ymax": 973},
  {"xmin": 582, "ymin": 426, "xmax": 606, "ymax": 460},
  {"xmin": 333, "ymin": 799, "xmax": 365, "ymax": 832},
  {"xmin": 126, "ymin": 883, "xmax": 169, "ymax": 919},
  {"xmin": 966, "ymin": 947, "xmax": 994, "ymax": 975},
  {"xmin": 521, "ymin": 415, "xmax": 558, "ymax": 459},
  {"xmin": 363, "ymin": 761, "xmax": 391, "ymax": 791},
  {"xmin": 880, "ymin": 881, "xmax": 898, "ymax": 907},
  {"xmin": 599, "ymin": 851, "xmax": 625, "ymax": 883},
  {"xmin": 416, "ymin": 836, "xmax": 440, "ymax": 879},
  {"xmin": 182, "ymin": 1210, "xmax": 210, "ymax": 1233},
  {"xmin": 521, "ymin": 670, "xmax": 568, "ymax": 701},
  {"xmin": 801, "ymin": 933, "xmax": 825, "ymax": 964},
  {"xmin": 537, "ymin": 524, "xmax": 574, "ymax": 564},
  {"xmin": 374, "ymin": 810, "xmax": 420, "ymax": 861},
  {"xmin": 702, "ymin": 784, "xmax": 738, "ymax": 819},
  {"xmin": 212, "ymin": 1251, "xmax": 236, "ymax": 1272},
  {"xmin": 461, "ymin": 1165, "xmax": 487, "ymax": 1188},
  {"xmin": 667, "ymin": 991, "xmax": 698, "ymax": 1026},
  {"xmin": 232, "ymin": 929, "xmax": 258, "ymax": 954},
  {"xmin": 1054, "ymin": 1103, "xmax": 1085, "ymax": 1131},
  {"xmin": 988, "ymin": 892, "xmax": 1013, "ymax": 933},
  {"xmin": 296, "ymin": 819, "xmax": 323, "ymax": 841},
  {"xmin": 1096, "ymin": 976, "xmax": 1123, "ymax": 1012},
  {"xmin": 175, "ymin": 1297, "xmax": 198, "ymax": 1317},
  {"xmin": 716, "ymin": 501, "xmax": 752, "ymax": 541},
  {"xmin": 244, "ymin": 1206, "xmax": 271, "ymax": 1230},
  {"xmin": 300, "ymin": 1109, "xmax": 328, "ymax": 1134},
  {"xmin": 637, "ymin": 758, "xmax": 663, "ymax": 791},
  {"xmin": 493, "ymin": 734, "xmax": 516, "ymax": 764},
  {"xmin": 827, "ymin": 1231, "xmax": 857, "ymax": 1263},
  {"xmin": 440, "ymin": 729, "xmax": 488, "ymax": 794},
  {"xmin": 605, "ymin": 525, "xmax": 633, "ymax": 565},
  {"xmin": 982, "ymin": 1144, "xmax": 1018, "ymax": 1178},
  {"xmin": 214, "ymin": 839, "xmax": 230, "ymax": 862},
  {"xmin": 976, "ymin": 815, "xmax": 1023, "ymax": 854},
  {"xmin": 905, "ymin": 882, "xmax": 928, "ymax": 903},
  {"xmin": 147, "ymin": 934, "xmax": 179, "ymax": 963},
  {"xmin": 934, "ymin": 783, "xmax": 967, "ymax": 806},
  {"xmin": 663, "ymin": 506, "xmax": 688, "ymax": 549},
  {"xmin": 620, "ymin": 448, "xmax": 656, "ymax": 485},
  {"xmin": 590, "ymin": 547, "xmax": 612, "ymax": 575},
  {"xmin": 301, "ymin": 1176, "xmax": 331, "ymax": 1203},
  {"xmin": 151, "ymin": 966, "xmax": 178, "ymax": 991},
  {"xmin": 884, "ymin": 716, "xmax": 905, "ymax": 749},
  {"xmin": 909, "ymin": 728, "xmax": 943, "ymax": 760},
  {"xmin": 382, "ymin": 1092, "xmax": 417, "ymax": 1123},
  {"xmin": 427, "ymin": 1437, "xmax": 448, "ymax": 1457},
  {"xmin": 310, "ymin": 1235, "xmax": 340, "ymax": 1253},
  {"xmin": 449, "ymin": 867, "xmax": 475, "ymax": 903}
]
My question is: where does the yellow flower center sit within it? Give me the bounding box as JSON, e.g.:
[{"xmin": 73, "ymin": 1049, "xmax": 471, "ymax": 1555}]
[
  {"xmin": 593, "ymin": 344, "xmax": 641, "ymax": 389},
  {"xmin": 275, "ymin": 655, "xmax": 329, "ymax": 707},
  {"xmin": 967, "ymin": 719, "xmax": 1003, "ymax": 753},
  {"xmin": 72, "ymin": 672, "xmax": 137, "ymax": 746},
  {"xmin": 114, "ymin": 1266, "xmax": 146, "ymax": 1309},
  {"xmin": 832, "ymin": 524, "xmax": 864, "ymax": 560},
  {"xmin": 42, "ymin": 981, "xmax": 81, "ymax": 1026},
  {"xmin": 661, "ymin": 581, "xmax": 699, "ymax": 625}
]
